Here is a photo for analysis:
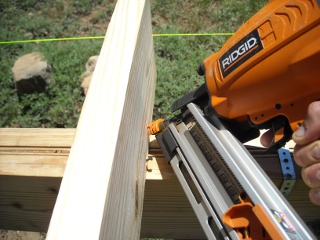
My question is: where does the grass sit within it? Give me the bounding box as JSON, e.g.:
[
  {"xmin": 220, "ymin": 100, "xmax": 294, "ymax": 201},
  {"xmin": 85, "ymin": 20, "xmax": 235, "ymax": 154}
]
[
  {"xmin": 0, "ymin": 0, "xmax": 267, "ymax": 127},
  {"xmin": 0, "ymin": 0, "xmax": 268, "ymax": 238},
  {"xmin": 0, "ymin": 40, "xmax": 103, "ymax": 127},
  {"xmin": 0, "ymin": 0, "xmax": 109, "ymax": 127},
  {"xmin": 151, "ymin": 0, "xmax": 268, "ymax": 119}
]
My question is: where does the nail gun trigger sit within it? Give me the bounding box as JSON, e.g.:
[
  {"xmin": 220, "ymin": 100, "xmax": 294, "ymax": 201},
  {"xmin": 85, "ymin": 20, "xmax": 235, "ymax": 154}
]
[{"xmin": 266, "ymin": 116, "xmax": 293, "ymax": 153}]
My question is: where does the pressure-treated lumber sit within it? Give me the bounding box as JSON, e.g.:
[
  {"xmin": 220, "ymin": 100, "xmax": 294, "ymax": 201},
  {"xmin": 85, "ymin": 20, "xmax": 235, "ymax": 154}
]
[
  {"xmin": 0, "ymin": 128, "xmax": 72, "ymax": 232},
  {"xmin": 0, "ymin": 176, "xmax": 61, "ymax": 232},
  {"xmin": 0, "ymin": 128, "xmax": 74, "ymax": 148},
  {"xmin": 0, "ymin": 128, "xmax": 73, "ymax": 177},
  {"xmin": 45, "ymin": 0, "xmax": 156, "ymax": 238},
  {"xmin": 1, "ymin": 128, "xmax": 319, "ymax": 238}
]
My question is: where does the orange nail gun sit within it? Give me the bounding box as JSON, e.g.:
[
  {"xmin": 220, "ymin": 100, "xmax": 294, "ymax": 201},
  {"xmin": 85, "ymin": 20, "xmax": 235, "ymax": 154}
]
[
  {"xmin": 150, "ymin": 0, "xmax": 320, "ymax": 152},
  {"xmin": 147, "ymin": 1, "xmax": 320, "ymax": 238}
]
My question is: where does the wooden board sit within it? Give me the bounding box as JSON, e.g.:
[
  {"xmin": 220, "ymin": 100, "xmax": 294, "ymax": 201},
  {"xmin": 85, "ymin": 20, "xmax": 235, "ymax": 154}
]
[
  {"xmin": 141, "ymin": 180, "xmax": 206, "ymax": 239},
  {"xmin": 0, "ymin": 176, "xmax": 61, "ymax": 232},
  {"xmin": 0, "ymin": 129, "xmax": 70, "ymax": 232},
  {"xmin": 0, "ymin": 128, "xmax": 73, "ymax": 178},
  {"xmin": 1, "ymin": 128, "xmax": 320, "ymax": 238},
  {"xmin": 45, "ymin": 0, "xmax": 157, "ymax": 239},
  {"xmin": 0, "ymin": 128, "xmax": 74, "ymax": 148}
]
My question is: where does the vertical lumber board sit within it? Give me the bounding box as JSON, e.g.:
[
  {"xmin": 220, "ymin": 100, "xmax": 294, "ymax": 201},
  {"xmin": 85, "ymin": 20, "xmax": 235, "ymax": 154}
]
[{"xmin": 46, "ymin": 0, "xmax": 156, "ymax": 239}]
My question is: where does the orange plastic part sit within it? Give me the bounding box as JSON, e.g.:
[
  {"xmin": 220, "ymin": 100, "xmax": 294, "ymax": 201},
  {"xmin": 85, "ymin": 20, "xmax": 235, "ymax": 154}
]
[
  {"xmin": 222, "ymin": 194, "xmax": 285, "ymax": 239},
  {"xmin": 252, "ymin": 204, "xmax": 286, "ymax": 240},
  {"xmin": 147, "ymin": 118, "xmax": 165, "ymax": 135},
  {"xmin": 203, "ymin": 0, "xmax": 320, "ymax": 134}
]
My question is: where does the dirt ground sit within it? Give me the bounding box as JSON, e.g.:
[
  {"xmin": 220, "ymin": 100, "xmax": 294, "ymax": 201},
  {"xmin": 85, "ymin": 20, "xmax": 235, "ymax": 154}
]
[{"xmin": 0, "ymin": 230, "xmax": 45, "ymax": 240}]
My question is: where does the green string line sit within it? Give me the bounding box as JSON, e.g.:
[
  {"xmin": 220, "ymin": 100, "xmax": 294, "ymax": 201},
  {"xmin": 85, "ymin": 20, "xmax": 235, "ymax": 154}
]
[
  {"xmin": 153, "ymin": 33, "xmax": 233, "ymax": 37},
  {"xmin": 0, "ymin": 36, "xmax": 105, "ymax": 45},
  {"xmin": 0, "ymin": 33, "xmax": 233, "ymax": 45}
]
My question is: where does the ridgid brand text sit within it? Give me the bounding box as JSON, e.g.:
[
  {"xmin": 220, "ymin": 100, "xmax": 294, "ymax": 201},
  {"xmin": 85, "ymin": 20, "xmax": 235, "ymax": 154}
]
[
  {"xmin": 219, "ymin": 29, "xmax": 263, "ymax": 78},
  {"xmin": 221, "ymin": 37, "xmax": 258, "ymax": 70}
]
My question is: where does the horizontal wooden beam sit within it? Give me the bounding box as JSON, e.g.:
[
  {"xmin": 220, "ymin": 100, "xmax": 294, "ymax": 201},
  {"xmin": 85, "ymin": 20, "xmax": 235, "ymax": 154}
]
[
  {"xmin": 0, "ymin": 128, "xmax": 74, "ymax": 148},
  {"xmin": 0, "ymin": 128, "xmax": 73, "ymax": 177},
  {"xmin": 0, "ymin": 129, "xmax": 70, "ymax": 232},
  {"xmin": 1, "ymin": 128, "xmax": 319, "ymax": 239},
  {"xmin": 0, "ymin": 175, "xmax": 61, "ymax": 232},
  {"xmin": 0, "ymin": 128, "xmax": 296, "ymax": 180}
]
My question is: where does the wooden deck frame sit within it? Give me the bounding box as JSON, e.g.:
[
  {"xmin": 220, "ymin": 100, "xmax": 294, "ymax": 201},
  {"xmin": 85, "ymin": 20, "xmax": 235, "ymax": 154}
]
[
  {"xmin": 45, "ymin": 0, "xmax": 156, "ymax": 239},
  {"xmin": 0, "ymin": 129, "xmax": 206, "ymax": 239},
  {"xmin": 1, "ymin": 0, "xmax": 319, "ymax": 239},
  {"xmin": 2, "ymin": 128, "xmax": 320, "ymax": 239}
]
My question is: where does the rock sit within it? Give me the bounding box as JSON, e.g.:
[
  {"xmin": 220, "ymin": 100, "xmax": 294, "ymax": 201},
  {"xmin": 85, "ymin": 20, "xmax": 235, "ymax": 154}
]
[
  {"xmin": 81, "ymin": 55, "xmax": 99, "ymax": 96},
  {"xmin": 12, "ymin": 52, "xmax": 52, "ymax": 95},
  {"xmin": 81, "ymin": 74, "xmax": 93, "ymax": 96},
  {"xmin": 85, "ymin": 55, "xmax": 99, "ymax": 72}
]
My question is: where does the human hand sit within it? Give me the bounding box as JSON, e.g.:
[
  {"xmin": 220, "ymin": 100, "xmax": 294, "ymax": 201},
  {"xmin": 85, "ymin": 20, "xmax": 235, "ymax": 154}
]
[
  {"xmin": 292, "ymin": 101, "xmax": 320, "ymax": 206},
  {"xmin": 260, "ymin": 101, "xmax": 320, "ymax": 206}
]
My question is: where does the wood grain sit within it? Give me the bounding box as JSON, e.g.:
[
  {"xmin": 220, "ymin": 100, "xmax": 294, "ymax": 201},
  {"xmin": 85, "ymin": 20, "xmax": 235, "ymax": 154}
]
[
  {"xmin": 1, "ymin": 131, "xmax": 319, "ymax": 238},
  {"xmin": 0, "ymin": 176, "xmax": 61, "ymax": 232},
  {"xmin": 0, "ymin": 128, "xmax": 75, "ymax": 147},
  {"xmin": 0, "ymin": 128, "xmax": 74, "ymax": 177},
  {"xmin": 46, "ymin": 0, "xmax": 156, "ymax": 239}
]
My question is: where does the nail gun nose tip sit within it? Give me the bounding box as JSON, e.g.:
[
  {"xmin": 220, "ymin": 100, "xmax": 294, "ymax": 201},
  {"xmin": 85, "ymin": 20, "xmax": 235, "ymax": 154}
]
[
  {"xmin": 147, "ymin": 125, "xmax": 155, "ymax": 135},
  {"xmin": 147, "ymin": 118, "xmax": 165, "ymax": 135}
]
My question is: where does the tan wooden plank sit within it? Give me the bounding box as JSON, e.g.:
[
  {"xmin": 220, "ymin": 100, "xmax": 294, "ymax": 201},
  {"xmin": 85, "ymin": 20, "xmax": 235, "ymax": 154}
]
[
  {"xmin": 0, "ymin": 136, "xmax": 319, "ymax": 237},
  {"xmin": 0, "ymin": 175, "xmax": 61, "ymax": 233},
  {"xmin": 0, "ymin": 128, "xmax": 75, "ymax": 147},
  {"xmin": 146, "ymin": 137, "xmax": 176, "ymax": 180},
  {"xmin": 0, "ymin": 154, "xmax": 67, "ymax": 177},
  {"xmin": 141, "ymin": 180, "xmax": 206, "ymax": 239},
  {"xmin": 0, "ymin": 131, "xmax": 315, "ymax": 238},
  {"xmin": 46, "ymin": 0, "xmax": 156, "ymax": 239},
  {"xmin": 0, "ymin": 128, "xmax": 71, "ymax": 177}
]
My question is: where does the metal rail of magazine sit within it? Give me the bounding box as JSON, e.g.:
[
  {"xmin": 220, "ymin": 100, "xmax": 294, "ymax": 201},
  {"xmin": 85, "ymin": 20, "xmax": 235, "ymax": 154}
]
[{"xmin": 160, "ymin": 103, "xmax": 315, "ymax": 240}]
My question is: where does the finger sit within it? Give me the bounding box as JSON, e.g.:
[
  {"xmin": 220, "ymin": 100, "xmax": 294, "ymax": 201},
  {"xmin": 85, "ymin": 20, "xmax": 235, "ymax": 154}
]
[
  {"xmin": 292, "ymin": 101, "xmax": 320, "ymax": 145},
  {"xmin": 309, "ymin": 188, "xmax": 320, "ymax": 206},
  {"xmin": 260, "ymin": 129, "xmax": 273, "ymax": 148},
  {"xmin": 301, "ymin": 163, "xmax": 320, "ymax": 188},
  {"xmin": 293, "ymin": 141, "xmax": 320, "ymax": 168}
]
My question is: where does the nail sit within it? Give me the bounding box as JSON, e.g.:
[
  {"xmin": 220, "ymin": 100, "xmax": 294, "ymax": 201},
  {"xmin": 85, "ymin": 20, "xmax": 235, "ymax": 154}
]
[
  {"xmin": 311, "ymin": 145, "xmax": 320, "ymax": 160},
  {"xmin": 294, "ymin": 125, "xmax": 305, "ymax": 137}
]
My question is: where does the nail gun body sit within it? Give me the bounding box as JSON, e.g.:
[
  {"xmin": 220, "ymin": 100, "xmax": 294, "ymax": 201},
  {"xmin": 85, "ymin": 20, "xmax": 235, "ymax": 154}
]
[
  {"xmin": 171, "ymin": 0, "xmax": 320, "ymax": 151},
  {"xmin": 147, "ymin": 0, "xmax": 320, "ymax": 239}
]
